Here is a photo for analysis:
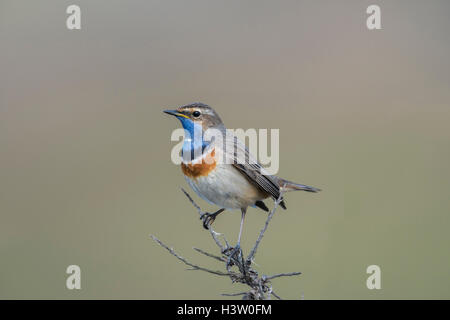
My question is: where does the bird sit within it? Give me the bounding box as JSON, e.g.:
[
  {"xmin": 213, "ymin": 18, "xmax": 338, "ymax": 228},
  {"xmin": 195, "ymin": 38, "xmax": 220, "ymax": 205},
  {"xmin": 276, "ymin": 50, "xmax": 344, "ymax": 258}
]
[{"xmin": 164, "ymin": 102, "xmax": 320, "ymax": 261}]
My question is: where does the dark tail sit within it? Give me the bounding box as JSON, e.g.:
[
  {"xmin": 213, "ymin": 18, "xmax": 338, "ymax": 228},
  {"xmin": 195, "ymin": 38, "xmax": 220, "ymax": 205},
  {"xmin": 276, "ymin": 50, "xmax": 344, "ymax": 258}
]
[
  {"xmin": 279, "ymin": 178, "xmax": 321, "ymax": 193},
  {"xmin": 270, "ymin": 178, "xmax": 320, "ymax": 210}
]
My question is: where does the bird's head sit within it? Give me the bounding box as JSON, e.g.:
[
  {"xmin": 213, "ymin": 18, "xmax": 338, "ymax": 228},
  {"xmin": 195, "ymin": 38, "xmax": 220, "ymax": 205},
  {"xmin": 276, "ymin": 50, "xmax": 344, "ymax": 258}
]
[{"xmin": 163, "ymin": 102, "xmax": 224, "ymax": 132}]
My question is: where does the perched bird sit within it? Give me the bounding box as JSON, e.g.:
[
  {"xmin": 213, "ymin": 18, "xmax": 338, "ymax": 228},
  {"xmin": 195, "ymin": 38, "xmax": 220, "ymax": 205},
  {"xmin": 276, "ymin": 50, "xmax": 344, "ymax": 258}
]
[{"xmin": 164, "ymin": 103, "xmax": 319, "ymax": 259}]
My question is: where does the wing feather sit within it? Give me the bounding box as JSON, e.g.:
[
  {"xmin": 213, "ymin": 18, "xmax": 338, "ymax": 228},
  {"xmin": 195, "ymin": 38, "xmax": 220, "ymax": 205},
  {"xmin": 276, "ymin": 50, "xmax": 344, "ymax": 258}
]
[{"xmin": 221, "ymin": 132, "xmax": 285, "ymax": 206}]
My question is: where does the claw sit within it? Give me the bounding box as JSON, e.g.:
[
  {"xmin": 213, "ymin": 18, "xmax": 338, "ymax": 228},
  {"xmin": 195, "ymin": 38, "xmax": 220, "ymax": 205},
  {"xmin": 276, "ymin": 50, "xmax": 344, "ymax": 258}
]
[
  {"xmin": 199, "ymin": 212, "xmax": 216, "ymax": 229},
  {"xmin": 199, "ymin": 209, "xmax": 225, "ymax": 230},
  {"xmin": 225, "ymin": 244, "xmax": 242, "ymax": 267}
]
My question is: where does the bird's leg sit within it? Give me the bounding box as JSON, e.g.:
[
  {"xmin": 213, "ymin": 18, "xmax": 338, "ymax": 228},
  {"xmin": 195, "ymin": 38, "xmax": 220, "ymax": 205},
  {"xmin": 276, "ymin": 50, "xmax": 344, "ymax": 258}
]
[
  {"xmin": 237, "ymin": 207, "xmax": 246, "ymax": 246},
  {"xmin": 226, "ymin": 208, "xmax": 246, "ymax": 267},
  {"xmin": 200, "ymin": 208, "xmax": 225, "ymax": 230}
]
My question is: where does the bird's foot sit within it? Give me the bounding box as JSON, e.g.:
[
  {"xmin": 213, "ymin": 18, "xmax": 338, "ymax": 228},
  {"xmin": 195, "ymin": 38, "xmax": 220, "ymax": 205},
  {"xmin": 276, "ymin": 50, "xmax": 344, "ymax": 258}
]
[
  {"xmin": 224, "ymin": 243, "xmax": 242, "ymax": 267},
  {"xmin": 199, "ymin": 212, "xmax": 219, "ymax": 229},
  {"xmin": 199, "ymin": 209, "xmax": 224, "ymax": 230}
]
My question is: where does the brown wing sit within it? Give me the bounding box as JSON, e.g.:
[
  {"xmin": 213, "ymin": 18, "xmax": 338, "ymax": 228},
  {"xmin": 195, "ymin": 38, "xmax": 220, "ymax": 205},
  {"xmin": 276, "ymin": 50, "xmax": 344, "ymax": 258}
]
[{"xmin": 223, "ymin": 133, "xmax": 287, "ymax": 209}]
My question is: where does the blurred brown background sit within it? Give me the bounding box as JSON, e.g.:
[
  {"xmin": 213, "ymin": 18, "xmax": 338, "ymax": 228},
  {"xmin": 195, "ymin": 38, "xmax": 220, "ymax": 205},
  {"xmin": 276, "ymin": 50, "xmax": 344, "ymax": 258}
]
[{"xmin": 1, "ymin": 0, "xmax": 449, "ymax": 299}]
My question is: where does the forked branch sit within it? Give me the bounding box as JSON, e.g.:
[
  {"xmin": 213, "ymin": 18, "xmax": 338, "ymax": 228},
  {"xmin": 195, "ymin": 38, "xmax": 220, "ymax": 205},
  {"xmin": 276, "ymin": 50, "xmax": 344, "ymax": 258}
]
[{"xmin": 151, "ymin": 187, "xmax": 301, "ymax": 300}]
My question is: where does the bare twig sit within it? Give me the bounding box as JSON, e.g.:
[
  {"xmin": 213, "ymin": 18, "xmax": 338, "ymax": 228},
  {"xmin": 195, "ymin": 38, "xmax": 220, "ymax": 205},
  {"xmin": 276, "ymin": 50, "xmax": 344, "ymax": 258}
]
[
  {"xmin": 271, "ymin": 290, "xmax": 282, "ymax": 300},
  {"xmin": 246, "ymin": 186, "xmax": 286, "ymax": 264},
  {"xmin": 151, "ymin": 187, "xmax": 301, "ymax": 300},
  {"xmin": 221, "ymin": 292, "xmax": 247, "ymax": 297},
  {"xmin": 193, "ymin": 247, "xmax": 226, "ymax": 262},
  {"xmin": 264, "ymin": 272, "xmax": 302, "ymax": 281},
  {"xmin": 150, "ymin": 235, "xmax": 230, "ymax": 277},
  {"xmin": 181, "ymin": 188, "xmax": 228, "ymax": 252}
]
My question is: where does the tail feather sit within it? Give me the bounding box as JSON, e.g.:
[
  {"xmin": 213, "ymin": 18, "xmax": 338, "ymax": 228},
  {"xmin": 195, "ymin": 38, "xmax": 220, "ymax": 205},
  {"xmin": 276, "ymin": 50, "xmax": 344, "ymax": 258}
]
[
  {"xmin": 279, "ymin": 178, "xmax": 321, "ymax": 193},
  {"xmin": 254, "ymin": 200, "xmax": 269, "ymax": 212}
]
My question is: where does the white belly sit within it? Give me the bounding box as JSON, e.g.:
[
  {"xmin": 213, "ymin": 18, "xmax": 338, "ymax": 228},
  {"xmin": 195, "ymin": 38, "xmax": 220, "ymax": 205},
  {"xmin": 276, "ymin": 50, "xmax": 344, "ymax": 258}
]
[{"xmin": 184, "ymin": 163, "xmax": 265, "ymax": 209}]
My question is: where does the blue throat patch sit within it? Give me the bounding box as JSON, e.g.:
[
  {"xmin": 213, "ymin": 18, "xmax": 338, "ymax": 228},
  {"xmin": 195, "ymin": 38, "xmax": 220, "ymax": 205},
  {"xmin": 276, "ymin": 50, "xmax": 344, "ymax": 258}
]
[{"xmin": 177, "ymin": 117, "xmax": 209, "ymax": 161}]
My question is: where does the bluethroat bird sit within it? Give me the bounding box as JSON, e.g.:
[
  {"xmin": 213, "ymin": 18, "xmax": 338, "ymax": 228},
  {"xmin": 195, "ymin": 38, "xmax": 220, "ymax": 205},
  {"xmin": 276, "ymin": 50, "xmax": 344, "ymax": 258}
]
[{"xmin": 164, "ymin": 103, "xmax": 320, "ymax": 260}]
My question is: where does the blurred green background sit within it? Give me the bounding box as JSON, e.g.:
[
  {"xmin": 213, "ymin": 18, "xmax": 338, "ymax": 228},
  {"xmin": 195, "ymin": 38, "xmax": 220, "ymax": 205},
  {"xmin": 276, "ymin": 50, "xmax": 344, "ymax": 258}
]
[{"xmin": 1, "ymin": 0, "xmax": 449, "ymax": 299}]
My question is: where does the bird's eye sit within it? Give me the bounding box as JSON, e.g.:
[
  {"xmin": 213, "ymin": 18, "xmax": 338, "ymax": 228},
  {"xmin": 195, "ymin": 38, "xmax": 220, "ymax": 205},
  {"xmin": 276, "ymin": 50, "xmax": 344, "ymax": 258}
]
[{"xmin": 192, "ymin": 111, "xmax": 201, "ymax": 118}]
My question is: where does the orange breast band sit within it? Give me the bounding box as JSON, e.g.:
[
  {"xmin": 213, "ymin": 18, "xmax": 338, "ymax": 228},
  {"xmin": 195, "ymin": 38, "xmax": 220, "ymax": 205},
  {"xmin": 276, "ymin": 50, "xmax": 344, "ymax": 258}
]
[{"xmin": 181, "ymin": 149, "xmax": 217, "ymax": 178}]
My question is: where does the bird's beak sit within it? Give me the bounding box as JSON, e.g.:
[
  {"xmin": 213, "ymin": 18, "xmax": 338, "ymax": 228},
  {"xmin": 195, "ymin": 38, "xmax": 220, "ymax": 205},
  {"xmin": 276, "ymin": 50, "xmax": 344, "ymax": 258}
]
[{"xmin": 163, "ymin": 109, "xmax": 189, "ymax": 119}]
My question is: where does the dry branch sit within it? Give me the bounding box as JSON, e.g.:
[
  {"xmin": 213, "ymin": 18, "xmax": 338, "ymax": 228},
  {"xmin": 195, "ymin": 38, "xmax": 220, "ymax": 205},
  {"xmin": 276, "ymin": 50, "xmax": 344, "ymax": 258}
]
[{"xmin": 151, "ymin": 188, "xmax": 301, "ymax": 300}]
